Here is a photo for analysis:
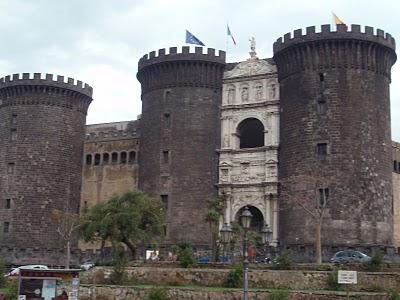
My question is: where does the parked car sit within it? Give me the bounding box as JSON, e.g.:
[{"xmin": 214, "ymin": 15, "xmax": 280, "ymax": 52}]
[
  {"xmin": 330, "ymin": 250, "xmax": 371, "ymax": 263},
  {"xmin": 6, "ymin": 265, "xmax": 48, "ymax": 277},
  {"xmin": 80, "ymin": 261, "xmax": 95, "ymax": 270}
]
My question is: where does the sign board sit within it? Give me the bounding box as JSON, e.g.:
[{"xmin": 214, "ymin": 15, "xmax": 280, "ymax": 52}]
[
  {"xmin": 338, "ymin": 270, "xmax": 357, "ymax": 284},
  {"xmin": 18, "ymin": 296, "xmax": 26, "ymax": 300}
]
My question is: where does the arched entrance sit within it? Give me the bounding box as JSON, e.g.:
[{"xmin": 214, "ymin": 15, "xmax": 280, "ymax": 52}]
[
  {"xmin": 235, "ymin": 205, "xmax": 264, "ymax": 231},
  {"xmin": 237, "ymin": 118, "xmax": 264, "ymax": 149}
]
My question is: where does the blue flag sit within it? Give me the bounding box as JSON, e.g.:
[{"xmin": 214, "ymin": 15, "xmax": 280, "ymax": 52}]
[{"xmin": 185, "ymin": 30, "xmax": 205, "ymax": 46}]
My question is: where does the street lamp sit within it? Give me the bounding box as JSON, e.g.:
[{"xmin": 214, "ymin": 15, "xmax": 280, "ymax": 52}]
[
  {"xmin": 240, "ymin": 207, "xmax": 252, "ymax": 300},
  {"xmin": 220, "ymin": 223, "xmax": 232, "ymax": 263},
  {"xmin": 261, "ymin": 224, "xmax": 273, "ymax": 262}
]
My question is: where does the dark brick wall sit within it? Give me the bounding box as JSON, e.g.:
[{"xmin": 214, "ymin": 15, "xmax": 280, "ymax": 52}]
[
  {"xmin": 0, "ymin": 73, "xmax": 92, "ymax": 264},
  {"xmin": 137, "ymin": 47, "xmax": 225, "ymax": 245},
  {"xmin": 274, "ymin": 25, "xmax": 397, "ymax": 247}
]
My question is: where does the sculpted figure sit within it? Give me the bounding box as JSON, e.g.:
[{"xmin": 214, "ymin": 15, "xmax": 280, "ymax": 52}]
[{"xmin": 241, "ymin": 86, "xmax": 249, "ymax": 101}]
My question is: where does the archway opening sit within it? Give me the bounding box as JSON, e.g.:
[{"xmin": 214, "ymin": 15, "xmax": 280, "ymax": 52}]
[
  {"xmin": 235, "ymin": 205, "xmax": 264, "ymax": 232},
  {"xmin": 237, "ymin": 118, "xmax": 264, "ymax": 149}
]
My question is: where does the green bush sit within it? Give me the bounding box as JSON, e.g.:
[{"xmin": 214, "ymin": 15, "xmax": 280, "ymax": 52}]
[
  {"xmin": 0, "ymin": 260, "xmax": 6, "ymax": 288},
  {"xmin": 366, "ymin": 252, "xmax": 384, "ymax": 272},
  {"xmin": 225, "ymin": 264, "xmax": 243, "ymax": 288},
  {"xmin": 326, "ymin": 270, "xmax": 341, "ymax": 291},
  {"xmin": 389, "ymin": 290, "xmax": 400, "ymax": 300},
  {"xmin": 2, "ymin": 279, "xmax": 18, "ymax": 299},
  {"xmin": 274, "ymin": 249, "xmax": 292, "ymax": 270},
  {"xmin": 148, "ymin": 286, "xmax": 170, "ymax": 300},
  {"xmin": 109, "ymin": 247, "xmax": 129, "ymax": 285},
  {"xmin": 269, "ymin": 289, "xmax": 289, "ymax": 300},
  {"xmin": 174, "ymin": 243, "xmax": 196, "ymax": 268}
]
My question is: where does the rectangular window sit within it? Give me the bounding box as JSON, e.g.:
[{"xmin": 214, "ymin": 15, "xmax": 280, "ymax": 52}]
[
  {"xmin": 318, "ymin": 188, "xmax": 329, "ymax": 207},
  {"xmin": 160, "ymin": 195, "xmax": 168, "ymax": 209},
  {"xmin": 162, "ymin": 150, "xmax": 169, "ymax": 163},
  {"xmin": 317, "ymin": 101, "xmax": 327, "ymax": 115},
  {"xmin": 3, "ymin": 222, "xmax": 10, "ymax": 234},
  {"xmin": 7, "ymin": 163, "xmax": 15, "ymax": 174},
  {"xmin": 164, "ymin": 113, "xmax": 171, "ymax": 128},
  {"xmin": 11, "ymin": 114, "xmax": 17, "ymax": 125},
  {"xmin": 394, "ymin": 161, "xmax": 398, "ymax": 172},
  {"xmin": 317, "ymin": 143, "xmax": 328, "ymax": 157},
  {"xmin": 10, "ymin": 129, "xmax": 17, "ymax": 141},
  {"xmin": 6, "ymin": 199, "xmax": 11, "ymax": 209}
]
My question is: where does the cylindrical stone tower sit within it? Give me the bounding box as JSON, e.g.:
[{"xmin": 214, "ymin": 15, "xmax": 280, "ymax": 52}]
[
  {"xmin": 137, "ymin": 47, "xmax": 226, "ymax": 246},
  {"xmin": 274, "ymin": 25, "xmax": 397, "ymax": 250},
  {"xmin": 0, "ymin": 73, "xmax": 92, "ymax": 264}
]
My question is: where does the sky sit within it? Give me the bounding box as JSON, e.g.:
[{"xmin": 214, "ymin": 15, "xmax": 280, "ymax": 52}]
[{"xmin": 0, "ymin": 0, "xmax": 399, "ymax": 139}]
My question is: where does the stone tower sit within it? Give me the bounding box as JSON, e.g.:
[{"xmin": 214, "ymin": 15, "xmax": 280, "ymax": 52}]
[
  {"xmin": 137, "ymin": 47, "xmax": 225, "ymax": 246},
  {"xmin": 274, "ymin": 24, "xmax": 397, "ymax": 252},
  {"xmin": 0, "ymin": 73, "xmax": 92, "ymax": 264}
]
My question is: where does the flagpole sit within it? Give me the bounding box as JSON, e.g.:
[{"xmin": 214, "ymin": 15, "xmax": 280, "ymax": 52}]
[{"xmin": 226, "ymin": 22, "xmax": 229, "ymax": 60}]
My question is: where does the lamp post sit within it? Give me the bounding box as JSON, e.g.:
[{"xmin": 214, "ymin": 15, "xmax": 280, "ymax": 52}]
[
  {"xmin": 261, "ymin": 224, "xmax": 273, "ymax": 263},
  {"xmin": 220, "ymin": 223, "xmax": 232, "ymax": 263},
  {"xmin": 240, "ymin": 207, "xmax": 253, "ymax": 300}
]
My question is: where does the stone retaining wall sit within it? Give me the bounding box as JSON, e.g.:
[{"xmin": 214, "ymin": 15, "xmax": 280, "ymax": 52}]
[
  {"xmin": 79, "ymin": 285, "xmax": 390, "ymax": 300},
  {"xmin": 81, "ymin": 267, "xmax": 400, "ymax": 292}
]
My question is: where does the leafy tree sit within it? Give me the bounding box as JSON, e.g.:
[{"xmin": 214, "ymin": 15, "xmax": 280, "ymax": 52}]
[
  {"xmin": 205, "ymin": 196, "xmax": 225, "ymax": 261},
  {"xmin": 79, "ymin": 190, "xmax": 166, "ymax": 259},
  {"xmin": 50, "ymin": 209, "xmax": 81, "ymax": 268}
]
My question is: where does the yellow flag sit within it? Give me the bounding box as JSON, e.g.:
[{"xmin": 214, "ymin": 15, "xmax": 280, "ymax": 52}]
[{"xmin": 332, "ymin": 12, "xmax": 345, "ymax": 25}]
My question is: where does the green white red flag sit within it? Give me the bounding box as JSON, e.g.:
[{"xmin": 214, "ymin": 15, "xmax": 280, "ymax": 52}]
[{"xmin": 227, "ymin": 25, "xmax": 236, "ymax": 45}]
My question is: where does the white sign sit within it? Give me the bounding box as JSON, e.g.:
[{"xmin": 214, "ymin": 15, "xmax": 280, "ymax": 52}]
[
  {"xmin": 338, "ymin": 270, "xmax": 357, "ymax": 284},
  {"xmin": 18, "ymin": 296, "xmax": 26, "ymax": 300}
]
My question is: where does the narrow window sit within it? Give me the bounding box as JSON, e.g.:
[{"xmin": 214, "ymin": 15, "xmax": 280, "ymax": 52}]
[
  {"xmin": 7, "ymin": 163, "xmax": 15, "ymax": 174},
  {"xmin": 10, "ymin": 129, "xmax": 17, "ymax": 141},
  {"xmin": 162, "ymin": 151, "xmax": 169, "ymax": 163},
  {"xmin": 86, "ymin": 154, "xmax": 92, "ymax": 166},
  {"xmin": 129, "ymin": 151, "xmax": 136, "ymax": 163},
  {"xmin": 161, "ymin": 195, "xmax": 168, "ymax": 209},
  {"xmin": 319, "ymin": 73, "xmax": 324, "ymax": 82},
  {"xmin": 94, "ymin": 154, "xmax": 101, "ymax": 165},
  {"xmin": 103, "ymin": 153, "xmax": 109, "ymax": 165},
  {"xmin": 6, "ymin": 199, "xmax": 11, "ymax": 209},
  {"xmin": 394, "ymin": 160, "xmax": 398, "ymax": 172},
  {"xmin": 318, "ymin": 188, "xmax": 329, "ymax": 207},
  {"xmin": 111, "ymin": 152, "xmax": 118, "ymax": 164},
  {"xmin": 164, "ymin": 113, "xmax": 171, "ymax": 128},
  {"xmin": 317, "ymin": 101, "xmax": 327, "ymax": 115},
  {"xmin": 317, "ymin": 143, "xmax": 328, "ymax": 157},
  {"xmin": 120, "ymin": 152, "xmax": 127, "ymax": 164},
  {"xmin": 11, "ymin": 114, "xmax": 17, "ymax": 125},
  {"xmin": 3, "ymin": 222, "xmax": 9, "ymax": 234}
]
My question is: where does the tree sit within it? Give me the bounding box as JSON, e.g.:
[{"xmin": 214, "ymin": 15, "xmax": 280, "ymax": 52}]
[
  {"xmin": 205, "ymin": 196, "xmax": 225, "ymax": 261},
  {"xmin": 50, "ymin": 209, "xmax": 81, "ymax": 269},
  {"xmin": 79, "ymin": 190, "xmax": 166, "ymax": 259},
  {"xmin": 280, "ymin": 175, "xmax": 335, "ymax": 264}
]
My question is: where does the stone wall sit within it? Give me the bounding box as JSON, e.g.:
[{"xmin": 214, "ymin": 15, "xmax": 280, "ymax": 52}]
[
  {"xmin": 81, "ymin": 267, "xmax": 400, "ymax": 292},
  {"xmin": 79, "ymin": 285, "xmax": 390, "ymax": 300},
  {"xmin": 79, "ymin": 121, "xmax": 139, "ymax": 251},
  {"xmin": 393, "ymin": 142, "xmax": 400, "ymax": 248}
]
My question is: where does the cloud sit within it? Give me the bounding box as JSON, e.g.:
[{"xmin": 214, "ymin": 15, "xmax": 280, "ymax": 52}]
[{"xmin": 0, "ymin": 0, "xmax": 399, "ymax": 140}]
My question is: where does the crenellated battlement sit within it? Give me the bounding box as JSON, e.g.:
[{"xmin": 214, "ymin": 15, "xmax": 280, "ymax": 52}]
[
  {"xmin": 273, "ymin": 24, "xmax": 396, "ymax": 54},
  {"xmin": 138, "ymin": 46, "xmax": 226, "ymax": 70},
  {"xmin": 0, "ymin": 73, "xmax": 93, "ymax": 97}
]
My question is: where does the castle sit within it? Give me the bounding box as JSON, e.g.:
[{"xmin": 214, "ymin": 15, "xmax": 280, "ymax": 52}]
[{"xmin": 1, "ymin": 24, "xmax": 399, "ymax": 264}]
